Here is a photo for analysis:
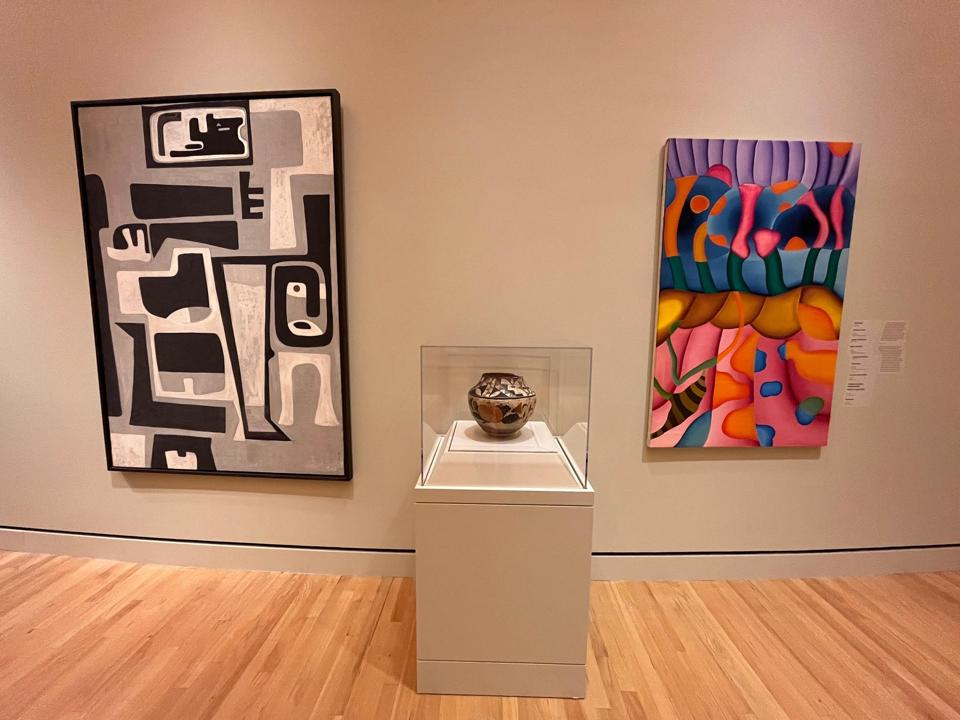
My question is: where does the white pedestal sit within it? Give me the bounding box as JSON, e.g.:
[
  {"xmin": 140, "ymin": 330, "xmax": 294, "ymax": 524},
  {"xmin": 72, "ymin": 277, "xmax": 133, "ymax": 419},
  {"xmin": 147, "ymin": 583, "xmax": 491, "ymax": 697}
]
[{"xmin": 415, "ymin": 421, "xmax": 594, "ymax": 698}]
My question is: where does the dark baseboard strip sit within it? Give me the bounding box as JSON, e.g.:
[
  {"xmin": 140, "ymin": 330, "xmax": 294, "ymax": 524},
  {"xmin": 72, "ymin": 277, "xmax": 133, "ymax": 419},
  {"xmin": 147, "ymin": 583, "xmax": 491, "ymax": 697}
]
[
  {"xmin": 3, "ymin": 526, "xmax": 958, "ymax": 558},
  {"xmin": 594, "ymin": 542, "xmax": 960, "ymax": 557},
  {"xmin": 0, "ymin": 525, "xmax": 415, "ymax": 554}
]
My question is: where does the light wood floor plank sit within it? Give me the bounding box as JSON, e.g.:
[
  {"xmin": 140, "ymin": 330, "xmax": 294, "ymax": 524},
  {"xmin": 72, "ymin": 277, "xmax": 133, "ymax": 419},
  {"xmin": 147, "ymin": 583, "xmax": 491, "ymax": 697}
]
[{"xmin": 0, "ymin": 551, "xmax": 958, "ymax": 720}]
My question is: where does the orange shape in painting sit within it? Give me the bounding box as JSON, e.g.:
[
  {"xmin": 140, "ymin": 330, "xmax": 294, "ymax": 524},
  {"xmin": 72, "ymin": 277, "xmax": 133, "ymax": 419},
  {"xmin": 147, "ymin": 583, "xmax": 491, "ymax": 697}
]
[
  {"xmin": 752, "ymin": 288, "xmax": 802, "ymax": 339},
  {"xmin": 771, "ymin": 180, "xmax": 799, "ymax": 194},
  {"xmin": 693, "ymin": 222, "xmax": 709, "ymax": 262},
  {"xmin": 710, "ymin": 195, "xmax": 727, "ymax": 215},
  {"xmin": 779, "ymin": 202, "xmax": 793, "ymax": 212},
  {"xmin": 828, "ymin": 142, "xmax": 853, "ymax": 157},
  {"xmin": 730, "ymin": 331, "xmax": 760, "ymax": 378},
  {"xmin": 680, "ymin": 291, "xmax": 728, "ymax": 328},
  {"xmin": 785, "ymin": 236, "xmax": 807, "ymax": 251},
  {"xmin": 712, "ymin": 372, "xmax": 750, "ymax": 408},
  {"xmin": 709, "ymin": 233, "xmax": 729, "ymax": 247},
  {"xmin": 800, "ymin": 286, "xmax": 843, "ymax": 335},
  {"xmin": 663, "ymin": 176, "xmax": 697, "ymax": 258},
  {"xmin": 689, "ymin": 194, "xmax": 711, "ymax": 213},
  {"xmin": 713, "ymin": 292, "xmax": 763, "ymax": 328},
  {"xmin": 797, "ymin": 303, "xmax": 838, "ymax": 341},
  {"xmin": 722, "ymin": 405, "xmax": 757, "ymax": 441},
  {"xmin": 785, "ymin": 341, "xmax": 837, "ymax": 385}
]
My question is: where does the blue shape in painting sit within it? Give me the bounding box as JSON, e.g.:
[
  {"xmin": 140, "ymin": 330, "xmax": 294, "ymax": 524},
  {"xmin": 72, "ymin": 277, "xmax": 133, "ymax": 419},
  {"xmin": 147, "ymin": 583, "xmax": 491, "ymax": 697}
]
[
  {"xmin": 677, "ymin": 411, "xmax": 712, "ymax": 447},
  {"xmin": 755, "ymin": 349, "xmax": 767, "ymax": 373},
  {"xmin": 760, "ymin": 381, "xmax": 783, "ymax": 397},
  {"xmin": 756, "ymin": 424, "xmax": 776, "ymax": 447}
]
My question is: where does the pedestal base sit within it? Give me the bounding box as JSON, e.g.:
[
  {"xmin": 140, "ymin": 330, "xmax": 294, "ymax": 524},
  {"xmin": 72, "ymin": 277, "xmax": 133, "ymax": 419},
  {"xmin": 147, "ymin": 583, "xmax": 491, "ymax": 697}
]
[{"xmin": 417, "ymin": 659, "xmax": 586, "ymax": 698}]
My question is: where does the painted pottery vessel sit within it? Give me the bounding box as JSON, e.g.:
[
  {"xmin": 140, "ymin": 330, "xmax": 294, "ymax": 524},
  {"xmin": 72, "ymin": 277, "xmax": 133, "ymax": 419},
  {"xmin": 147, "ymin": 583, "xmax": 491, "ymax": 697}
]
[{"xmin": 467, "ymin": 372, "xmax": 537, "ymax": 438}]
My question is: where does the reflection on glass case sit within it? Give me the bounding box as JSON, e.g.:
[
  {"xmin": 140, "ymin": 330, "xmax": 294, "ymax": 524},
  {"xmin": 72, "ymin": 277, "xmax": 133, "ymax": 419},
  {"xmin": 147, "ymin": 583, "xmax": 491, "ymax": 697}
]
[{"xmin": 420, "ymin": 346, "xmax": 592, "ymax": 489}]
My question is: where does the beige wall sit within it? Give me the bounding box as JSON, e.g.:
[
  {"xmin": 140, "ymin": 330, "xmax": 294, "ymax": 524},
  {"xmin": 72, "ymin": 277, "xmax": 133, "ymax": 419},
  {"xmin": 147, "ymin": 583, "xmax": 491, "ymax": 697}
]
[{"xmin": 1, "ymin": 0, "xmax": 958, "ymax": 557}]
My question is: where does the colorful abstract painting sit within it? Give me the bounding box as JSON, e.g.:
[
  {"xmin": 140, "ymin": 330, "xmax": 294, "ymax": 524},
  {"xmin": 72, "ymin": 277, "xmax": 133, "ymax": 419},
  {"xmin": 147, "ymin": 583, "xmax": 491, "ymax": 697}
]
[
  {"xmin": 72, "ymin": 90, "xmax": 352, "ymax": 478},
  {"xmin": 648, "ymin": 138, "xmax": 861, "ymax": 447}
]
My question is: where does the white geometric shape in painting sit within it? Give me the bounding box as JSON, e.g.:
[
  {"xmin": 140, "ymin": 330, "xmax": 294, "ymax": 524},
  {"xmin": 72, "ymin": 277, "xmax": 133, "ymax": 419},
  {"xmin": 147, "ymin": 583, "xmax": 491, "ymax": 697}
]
[
  {"xmin": 277, "ymin": 351, "xmax": 339, "ymax": 427},
  {"xmin": 164, "ymin": 450, "xmax": 199, "ymax": 470},
  {"xmin": 250, "ymin": 96, "xmax": 333, "ymax": 249},
  {"xmin": 111, "ymin": 433, "xmax": 146, "ymax": 467},
  {"xmin": 147, "ymin": 106, "xmax": 250, "ymax": 164},
  {"xmin": 106, "ymin": 225, "xmax": 150, "ymax": 262},
  {"xmin": 223, "ymin": 265, "xmax": 267, "ymax": 407}
]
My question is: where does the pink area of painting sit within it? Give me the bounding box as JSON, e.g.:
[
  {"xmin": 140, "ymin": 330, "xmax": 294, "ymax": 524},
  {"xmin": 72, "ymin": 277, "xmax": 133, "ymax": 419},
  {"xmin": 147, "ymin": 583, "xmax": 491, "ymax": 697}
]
[
  {"xmin": 829, "ymin": 184, "xmax": 846, "ymax": 249},
  {"xmin": 706, "ymin": 163, "xmax": 733, "ymax": 186},
  {"xmin": 753, "ymin": 335, "xmax": 829, "ymax": 446},
  {"xmin": 679, "ymin": 322, "xmax": 723, "ymax": 378},
  {"xmin": 730, "ymin": 184, "xmax": 763, "ymax": 259},
  {"xmin": 754, "ymin": 229, "xmax": 781, "ymax": 258},
  {"xmin": 648, "ymin": 323, "xmax": 723, "ymax": 445},
  {"xmin": 704, "ymin": 327, "xmax": 756, "ymax": 446},
  {"xmin": 798, "ymin": 191, "xmax": 830, "ymax": 248},
  {"xmin": 648, "ymin": 363, "xmax": 718, "ymax": 447}
]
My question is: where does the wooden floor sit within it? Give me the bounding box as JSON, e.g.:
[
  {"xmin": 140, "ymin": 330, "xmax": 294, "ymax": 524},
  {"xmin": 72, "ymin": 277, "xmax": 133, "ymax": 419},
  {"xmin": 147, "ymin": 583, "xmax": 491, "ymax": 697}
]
[{"xmin": 0, "ymin": 552, "xmax": 958, "ymax": 720}]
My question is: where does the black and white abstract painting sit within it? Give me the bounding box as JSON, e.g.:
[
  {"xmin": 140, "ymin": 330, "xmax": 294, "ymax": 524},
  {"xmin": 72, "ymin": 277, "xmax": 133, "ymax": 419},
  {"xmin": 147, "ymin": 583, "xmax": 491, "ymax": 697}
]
[{"xmin": 72, "ymin": 90, "xmax": 352, "ymax": 479}]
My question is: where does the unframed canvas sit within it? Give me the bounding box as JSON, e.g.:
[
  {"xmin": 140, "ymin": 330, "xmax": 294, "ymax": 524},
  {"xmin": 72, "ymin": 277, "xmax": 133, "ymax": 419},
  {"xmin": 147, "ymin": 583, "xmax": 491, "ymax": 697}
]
[
  {"xmin": 648, "ymin": 138, "xmax": 860, "ymax": 448},
  {"xmin": 72, "ymin": 90, "xmax": 352, "ymax": 479}
]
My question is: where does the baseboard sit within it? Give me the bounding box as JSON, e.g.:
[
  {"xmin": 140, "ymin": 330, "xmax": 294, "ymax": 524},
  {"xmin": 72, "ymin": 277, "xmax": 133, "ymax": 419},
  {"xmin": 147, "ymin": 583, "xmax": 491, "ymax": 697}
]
[
  {"xmin": 591, "ymin": 545, "xmax": 960, "ymax": 580},
  {"xmin": 417, "ymin": 659, "xmax": 585, "ymax": 698},
  {"xmin": 0, "ymin": 528, "xmax": 415, "ymax": 577},
  {"xmin": 2, "ymin": 527, "xmax": 957, "ymax": 580}
]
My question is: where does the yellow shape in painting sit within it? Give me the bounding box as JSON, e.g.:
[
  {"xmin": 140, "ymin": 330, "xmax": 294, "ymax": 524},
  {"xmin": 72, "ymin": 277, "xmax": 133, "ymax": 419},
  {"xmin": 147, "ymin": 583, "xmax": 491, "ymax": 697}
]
[
  {"xmin": 752, "ymin": 288, "xmax": 802, "ymax": 339},
  {"xmin": 730, "ymin": 331, "xmax": 760, "ymax": 379},
  {"xmin": 680, "ymin": 291, "xmax": 728, "ymax": 328},
  {"xmin": 722, "ymin": 405, "xmax": 757, "ymax": 441},
  {"xmin": 713, "ymin": 371, "xmax": 750, "ymax": 408},
  {"xmin": 656, "ymin": 290, "xmax": 694, "ymax": 344},
  {"xmin": 785, "ymin": 341, "xmax": 837, "ymax": 385},
  {"xmin": 797, "ymin": 303, "xmax": 838, "ymax": 341},
  {"xmin": 713, "ymin": 292, "xmax": 763, "ymax": 328},
  {"xmin": 800, "ymin": 286, "xmax": 843, "ymax": 336}
]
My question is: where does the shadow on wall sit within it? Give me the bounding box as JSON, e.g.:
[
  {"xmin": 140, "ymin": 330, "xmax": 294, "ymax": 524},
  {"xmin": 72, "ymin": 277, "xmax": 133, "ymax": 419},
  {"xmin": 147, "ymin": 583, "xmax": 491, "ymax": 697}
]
[
  {"xmin": 113, "ymin": 471, "xmax": 356, "ymax": 499},
  {"xmin": 643, "ymin": 444, "xmax": 820, "ymax": 463}
]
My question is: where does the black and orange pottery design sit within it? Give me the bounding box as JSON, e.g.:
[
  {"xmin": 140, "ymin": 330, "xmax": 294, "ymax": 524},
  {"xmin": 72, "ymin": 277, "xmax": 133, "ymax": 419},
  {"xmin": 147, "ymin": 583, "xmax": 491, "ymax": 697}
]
[{"xmin": 467, "ymin": 372, "xmax": 537, "ymax": 438}]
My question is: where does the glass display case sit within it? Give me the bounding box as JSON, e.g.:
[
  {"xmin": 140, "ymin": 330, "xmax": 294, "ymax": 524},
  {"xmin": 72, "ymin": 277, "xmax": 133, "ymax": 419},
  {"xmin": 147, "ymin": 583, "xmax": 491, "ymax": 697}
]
[{"xmin": 420, "ymin": 346, "xmax": 592, "ymax": 490}]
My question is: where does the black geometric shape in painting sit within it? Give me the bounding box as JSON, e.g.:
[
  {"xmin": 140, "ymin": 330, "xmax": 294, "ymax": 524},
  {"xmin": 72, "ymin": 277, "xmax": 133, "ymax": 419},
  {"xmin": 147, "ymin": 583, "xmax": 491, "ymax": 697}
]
[
  {"xmin": 154, "ymin": 333, "xmax": 225, "ymax": 373},
  {"xmin": 239, "ymin": 171, "xmax": 264, "ymax": 219},
  {"xmin": 149, "ymin": 221, "xmax": 239, "ymax": 254},
  {"xmin": 112, "ymin": 223, "xmax": 148, "ymax": 251},
  {"xmin": 83, "ymin": 174, "xmax": 122, "ymax": 417},
  {"xmin": 118, "ymin": 323, "xmax": 226, "ymax": 433},
  {"xmin": 151, "ymin": 434, "xmax": 216, "ymax": 471},
  {"xmin": 273, "ymin": 195, "xmax": 333, "ymax": 347},
  {"xmin": 139, "ymin": 253, "xmax": 209, "ymax": 319},
  {"xmin": 141, "ymin": 100, "xmax": 253, "ymax": 169},
  {"xmin": 130, "ymin": 183, "xmax": 233, "ymax": 219}
]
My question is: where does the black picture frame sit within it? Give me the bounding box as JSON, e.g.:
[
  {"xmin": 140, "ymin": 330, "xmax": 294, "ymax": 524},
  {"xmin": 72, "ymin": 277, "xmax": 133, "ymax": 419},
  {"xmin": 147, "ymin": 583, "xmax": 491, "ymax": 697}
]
[{"xmin": 71, "ymin": 89, "xmax": 353, "ymax": 481}]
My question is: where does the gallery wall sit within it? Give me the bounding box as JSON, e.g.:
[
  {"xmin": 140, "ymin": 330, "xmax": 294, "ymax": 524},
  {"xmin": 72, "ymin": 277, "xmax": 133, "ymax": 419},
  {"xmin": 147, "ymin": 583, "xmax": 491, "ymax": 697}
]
[{"xmin": 1, "ymin": 0, "xmax": 958, "ymax": 569}]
